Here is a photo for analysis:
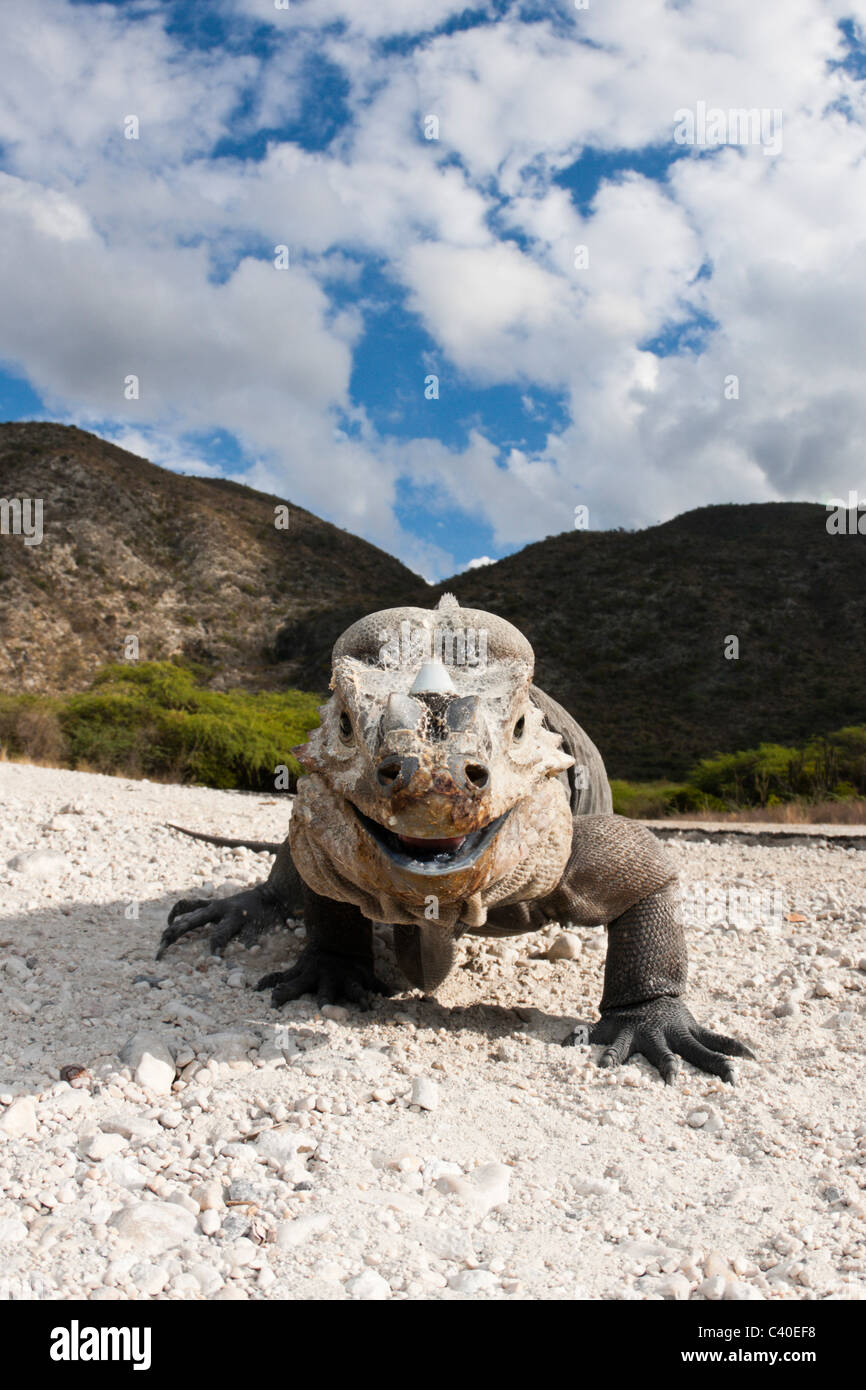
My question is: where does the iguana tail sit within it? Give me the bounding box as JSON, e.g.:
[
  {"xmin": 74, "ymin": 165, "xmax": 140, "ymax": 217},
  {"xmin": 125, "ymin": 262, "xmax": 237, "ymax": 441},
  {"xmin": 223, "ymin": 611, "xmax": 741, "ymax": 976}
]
[{"xmin": 165, "ymin": 823, "xmax": 282, "ymax": 854}]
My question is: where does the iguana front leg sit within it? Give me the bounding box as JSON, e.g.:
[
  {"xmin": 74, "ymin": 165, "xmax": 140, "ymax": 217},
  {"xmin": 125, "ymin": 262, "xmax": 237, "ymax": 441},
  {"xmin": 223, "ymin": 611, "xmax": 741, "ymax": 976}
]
[
  {"xmin": 256, "ymin": 884, "xmax": 394, "ymax": 1008},
  {"xmin": 573, "ymin": 884, "xmax": 754, "ymax": 1083},
  {"xmin": 158, "ymin": 836, "xmax": 303, "ymax": 958},
  {"xmin": 547, "ymin": 816, "xmax": 755, "ymax": 1083}
]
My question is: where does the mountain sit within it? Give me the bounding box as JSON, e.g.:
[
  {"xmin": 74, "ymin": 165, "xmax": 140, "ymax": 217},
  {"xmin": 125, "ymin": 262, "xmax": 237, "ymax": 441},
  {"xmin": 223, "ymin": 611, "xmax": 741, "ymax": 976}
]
[
  {"xmin": 0, "ymin": 421, "xmax": 424, "ymax": 695},
  {"xmin": 2, "ymin": 421, "xmax": 864, "ymax": 780}
]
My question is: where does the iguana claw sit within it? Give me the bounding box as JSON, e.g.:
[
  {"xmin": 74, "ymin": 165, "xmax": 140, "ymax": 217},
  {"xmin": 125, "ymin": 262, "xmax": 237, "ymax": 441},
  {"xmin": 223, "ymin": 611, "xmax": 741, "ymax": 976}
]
[
  {"xmin": 562, "ymin": 996, "xmax": 755, "ymax": 1084},
  {"xmin": 256, "ymin": 949, "xmax": 395, "ymax": 1009},
  {"xmin": 157, "ymin": 887, "xmax": 284, "ymax": 959}
]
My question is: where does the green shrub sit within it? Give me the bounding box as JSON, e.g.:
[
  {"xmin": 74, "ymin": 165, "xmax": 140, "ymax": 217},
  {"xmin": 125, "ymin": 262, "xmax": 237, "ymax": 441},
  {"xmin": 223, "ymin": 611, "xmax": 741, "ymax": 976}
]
[
  {"xmin": 610, "ymin": 779, "xmax": 685, "ymax": 818},
  {"xmin": 1, "ymin": 662, "xmax": 322, "ymax": 790}
]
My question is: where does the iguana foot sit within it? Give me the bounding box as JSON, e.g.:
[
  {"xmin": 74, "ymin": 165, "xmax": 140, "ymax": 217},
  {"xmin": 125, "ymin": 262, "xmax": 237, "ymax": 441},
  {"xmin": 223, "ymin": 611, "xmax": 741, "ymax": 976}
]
[
  {"xmin": 256, "ymin": 949, "xmax": 394, "ymax": 1009},
  {"xmin": 157, "ymin": 887, "xmax": 285, "ymax": 959},
  {"xmin": 562, "ymin": 997, "xmax": 755, "ymax": 1084}
]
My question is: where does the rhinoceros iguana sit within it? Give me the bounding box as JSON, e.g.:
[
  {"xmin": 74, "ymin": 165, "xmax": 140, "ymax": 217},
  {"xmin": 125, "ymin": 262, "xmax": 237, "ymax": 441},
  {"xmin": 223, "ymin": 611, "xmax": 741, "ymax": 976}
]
[{"xmin": 159, "ymin": 595, "xmax": 753, "ymax": 1083}]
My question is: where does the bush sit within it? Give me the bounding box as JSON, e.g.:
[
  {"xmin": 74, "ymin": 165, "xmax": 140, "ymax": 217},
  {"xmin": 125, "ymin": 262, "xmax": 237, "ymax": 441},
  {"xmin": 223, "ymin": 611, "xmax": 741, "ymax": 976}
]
[
  {"xmin": 1, "ymin": 662, "xmax": 322, "ymax": 791},
  {"xmin": 610, "ymin": 779, "xmax": 686, "ymax": 818},
  {"xmin": 0, "ymin": 694, "xmax": 65, "ymax": 763}
]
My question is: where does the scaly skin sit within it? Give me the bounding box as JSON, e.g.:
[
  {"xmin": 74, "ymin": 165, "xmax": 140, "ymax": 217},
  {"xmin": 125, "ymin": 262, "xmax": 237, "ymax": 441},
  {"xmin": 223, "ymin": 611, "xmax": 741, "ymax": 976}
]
[{"xmin": 160, "ymin": 596, "xmax": 755, "ymax": 1084}]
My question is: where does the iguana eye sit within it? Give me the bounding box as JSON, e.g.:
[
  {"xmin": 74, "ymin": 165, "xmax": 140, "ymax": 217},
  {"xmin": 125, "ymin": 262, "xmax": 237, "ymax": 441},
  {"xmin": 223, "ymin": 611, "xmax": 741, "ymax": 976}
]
[
  {"xmin": 513, "ymin": 715, "xmax": 525, "ymax": 742},
  {"xmin": 339, "ymin": 712, "xmax": 354, "ymax": 742}
]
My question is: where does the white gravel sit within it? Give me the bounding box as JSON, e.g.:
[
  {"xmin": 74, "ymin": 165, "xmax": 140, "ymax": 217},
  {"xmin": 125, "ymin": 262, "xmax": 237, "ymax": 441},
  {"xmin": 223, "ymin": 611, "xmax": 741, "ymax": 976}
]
[{"xmin": 0, "ymin": 761, "xmax": 864, "ymax": 1302}]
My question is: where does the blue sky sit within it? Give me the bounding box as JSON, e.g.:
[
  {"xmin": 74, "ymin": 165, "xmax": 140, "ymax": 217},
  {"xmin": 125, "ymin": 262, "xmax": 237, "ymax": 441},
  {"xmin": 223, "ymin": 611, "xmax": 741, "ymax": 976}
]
[{"xmin": 1, "ymin": 1, "xmax": 865, "ymax": 578}]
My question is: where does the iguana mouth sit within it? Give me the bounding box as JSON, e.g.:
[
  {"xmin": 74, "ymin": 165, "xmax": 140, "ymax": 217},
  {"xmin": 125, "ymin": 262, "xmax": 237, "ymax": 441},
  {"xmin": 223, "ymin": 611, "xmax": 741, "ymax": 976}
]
[{"xmin": 350, "ymin": 804, "xmax": 512, "ymax": 876}]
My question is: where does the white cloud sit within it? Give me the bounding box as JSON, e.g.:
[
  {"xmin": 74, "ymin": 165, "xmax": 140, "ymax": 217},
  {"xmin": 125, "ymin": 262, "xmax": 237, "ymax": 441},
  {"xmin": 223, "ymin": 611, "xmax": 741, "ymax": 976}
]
[{"xmin": 0, "ymin": 0, "xmax": 865, "ymax": 579}]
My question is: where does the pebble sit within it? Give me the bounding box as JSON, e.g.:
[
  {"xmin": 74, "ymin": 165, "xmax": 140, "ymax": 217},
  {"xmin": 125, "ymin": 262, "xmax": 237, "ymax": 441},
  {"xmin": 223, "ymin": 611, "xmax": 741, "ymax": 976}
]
[
  {"xmin": 0, "ymin": 1097, "xmax": 37, "ymax": 1139},
  {"xmin": 345, "ymin": 1268, "xmax": 391, "ymax": 1300},
  {"xmin": 87, "ymin": 1132, "xmax": 126, "ymax": 1161},
  {"xmin": 438, "ymin": 1163, "xmax": 511, "ymax": 1217},
  {"xmin": 410, "ymin": 1077, "xmax": 439, "ymax": 1111},
  {"xmin": 136, "ymin": 1053, "xmax": 175, "ymax": 1094},
  {"xmin": 110, "ymin": 1200, "xmax": 199, "ymax": 1253},
  {"xmin": 7, "ymin": 848, "xmax": 68, "ymax": 876},
  {"xmin": 1, "ymin": 765, "xmax": 862, "ymax": 1304},
  {"xmin": 192, "ymin": 1181, "xmax": 224, "ymax": 1211},
  {"xmin": 658, "ymin": 1273, "xmax": 691, "ymax": 1300},
  {"xmin": 321, "ymin": 1005, "xmax": 349, "ymax": 1022},
  {"xmin": 199, "ymin": 1210, "xmax": 221, "ymax": 1236},
  {"xmin": 448, "ymin": 1268, "xmax": 499, "ymax": 1294},
  {"xmin": 0, "ymin": 1217, "xmax": 28, "ymax": 1243},
  {"xmin": 545, "ymin": 933, "xmax": 581, "ymax": 960}
]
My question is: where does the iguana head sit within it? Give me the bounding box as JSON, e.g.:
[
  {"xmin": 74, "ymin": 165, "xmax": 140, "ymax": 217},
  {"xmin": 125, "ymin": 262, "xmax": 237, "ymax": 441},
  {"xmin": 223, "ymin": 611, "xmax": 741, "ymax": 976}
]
[{"xmin": 290, "ymin": 595, "xmax": 574, "ymax": 930}]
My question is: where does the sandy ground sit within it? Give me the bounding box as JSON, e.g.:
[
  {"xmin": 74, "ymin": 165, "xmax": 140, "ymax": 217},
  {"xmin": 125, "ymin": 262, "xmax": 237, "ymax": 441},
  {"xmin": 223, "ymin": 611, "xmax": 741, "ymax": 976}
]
[{"xmin": 0, "ymin": 761, "xmax": 864, "ymax": 1302}]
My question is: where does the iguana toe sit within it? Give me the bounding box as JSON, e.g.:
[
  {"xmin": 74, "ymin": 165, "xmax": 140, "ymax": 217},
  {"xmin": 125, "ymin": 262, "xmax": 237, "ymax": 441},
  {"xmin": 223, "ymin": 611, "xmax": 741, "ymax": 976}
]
[
  {"xmin": 564, "ymin": 997, "xmax": 755, "ymax": 1084},
  {"xmin": 256, "ymin": 949, "xmax": 394, "ymax": 1010}
]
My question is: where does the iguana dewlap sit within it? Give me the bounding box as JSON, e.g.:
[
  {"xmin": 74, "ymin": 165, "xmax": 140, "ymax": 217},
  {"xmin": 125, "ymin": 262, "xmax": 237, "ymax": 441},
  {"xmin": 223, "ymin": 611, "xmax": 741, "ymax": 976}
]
[{"xmin": 160, "ymin": 596, "xmax": 754, "ymax": 1084}]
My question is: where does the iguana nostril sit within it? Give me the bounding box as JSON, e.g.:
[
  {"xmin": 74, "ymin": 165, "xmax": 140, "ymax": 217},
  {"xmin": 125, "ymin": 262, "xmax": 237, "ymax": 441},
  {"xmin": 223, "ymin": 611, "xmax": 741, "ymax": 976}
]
[
  {"xmin": 465, "ymin": 763, "xmax": 489, "ymax": 789},
  {"xmin": 377, "ymin": 758, "xmax": 403, "ymax": 788}
]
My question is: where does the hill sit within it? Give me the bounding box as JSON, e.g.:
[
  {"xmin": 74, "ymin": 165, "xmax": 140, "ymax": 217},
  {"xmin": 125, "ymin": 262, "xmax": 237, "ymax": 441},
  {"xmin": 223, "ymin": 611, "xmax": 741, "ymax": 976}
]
[
  {"xmin": 0, "ymin": 421, "xmax": 423, "ymax": 696},
  {"xmin": 2, "ymin": 422, "xmax": 864, "ymax": 779}
]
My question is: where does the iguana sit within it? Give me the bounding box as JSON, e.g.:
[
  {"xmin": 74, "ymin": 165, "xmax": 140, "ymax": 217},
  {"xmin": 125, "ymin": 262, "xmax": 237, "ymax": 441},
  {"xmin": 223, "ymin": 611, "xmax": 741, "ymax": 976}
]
[{"xmin": 159, "ymin": 596, "xmax": 754, "ymax": 1083}]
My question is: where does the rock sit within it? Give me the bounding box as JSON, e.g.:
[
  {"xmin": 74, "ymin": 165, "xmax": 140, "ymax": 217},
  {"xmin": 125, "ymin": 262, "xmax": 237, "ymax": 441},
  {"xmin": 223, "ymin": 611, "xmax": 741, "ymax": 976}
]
[
  {"xmin": 135, "ymin": 1053, "xmax": 175, "ymax": 1095},
  {"xmin": 110, "ymin": 1200, "xmax": 198, "ymax": 1253},
  {"xmin": 823, "ymin": 1011, "xmax": 856, "ymax": 1029},
  {"xmin": 658, "ymin": 1273, "xmax": 691, "ymax": 1300},
  {"xmin": 704, "ymin": 1251, "xmax": 729, "ymax": 1278},
  {"xmin": 0, "ymin": 1097, "xmax": 37, "ymax": 1139},
  {"xmin": 192, "ymin": 1181, "xmax": 224, "ymax": 1212},
  {"xmin": 813, "ymin": 977, "xmax": 837, "ymax": 998},
  {"xmin": 226, "ymin": 970, "xmax": 245, "ymax": 989},
  {"xmin": 7, "ymin": 849, "xmax": 67, "ymax": 876},
  {"xmin": 438, "ymin": 1162, "xmax": 511, "ymax": 1217},
  {"xmin": 87, "ymin": 1132, "xmax": 126, "ymax": 1161},
  {"xmin": 321, "ymin": 1005, "xmax": 349, "ymax": 1022},
  {"xmin": 686, "ymin": 1109, "xmax": 709, "ymax": 1128},
  {"xmin": 255, "ymin": 1129, "xmax": 312, "ymax": 1167},
  {"xmin": 546, "ymin": 933, "xmax": 581, "ymax": 961},
  {"xmin": 119, "ymin": 1032, "xmax": 176, "ymax": 1094},
  {"xmin": 129, "ymin": 1261, "xmax": 169, "ymax": 1296},
  {"xmin": 724, "ymin": 1279, "xmax": 763, "ymax": 1300},
  {"xmin": 448, "ymin": 1268, "xmax": 498, "ymax": 1294},
  {"xmin": 410, "ymin": 1077, "xmax": 439, "ymax": 1111},
  {"xmin": 199, "ymin": 1209, "xmax": 220, "ymax": 1236},
  {"xmin": 100, "ymin": 1113, "xmax": 159, "ymax": 1142},
  {"xmin": 345, "ymin": 1268, "xmax": 391, "ymax": 1300},
  {"xmin": 275, "ymin": 1212, "xmax": 329, "ymax": 1249},
  {"xmin": 4, "ymin": 955, "xmax": 31, "ymax": 980},
  {"xmin": 774, "ymin": 986, "xmax": 805, "ymax": 1018},
  {"xmin": 702, "ymin": 1108, "xmax": 725, "ymax": 1134},
  {"xmin": 225, "ymin": 1237, "xmax": 257, "ymax": 1268},
  {"xmin": 100, "ymin": 1154, "xmax": 147, "ymax": 1189},
  {"xmin": 227, "ymin": 1180, "xmax": 267, "ymax": 1205},
  {"xmin": 0, "ymin": 1217, "xmax": 28, "ymax": 1244},
  {"xmin": 199, "ymin": 1031, "xmax": 259, "ymax": 1061},
  {"xmin": 699, "ymin": 1275, "xmax": 727, "ymax": 1300},
  {"xmin": 188, "ymin": 1263, "xmax": 224, "ymax": 1296}
]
